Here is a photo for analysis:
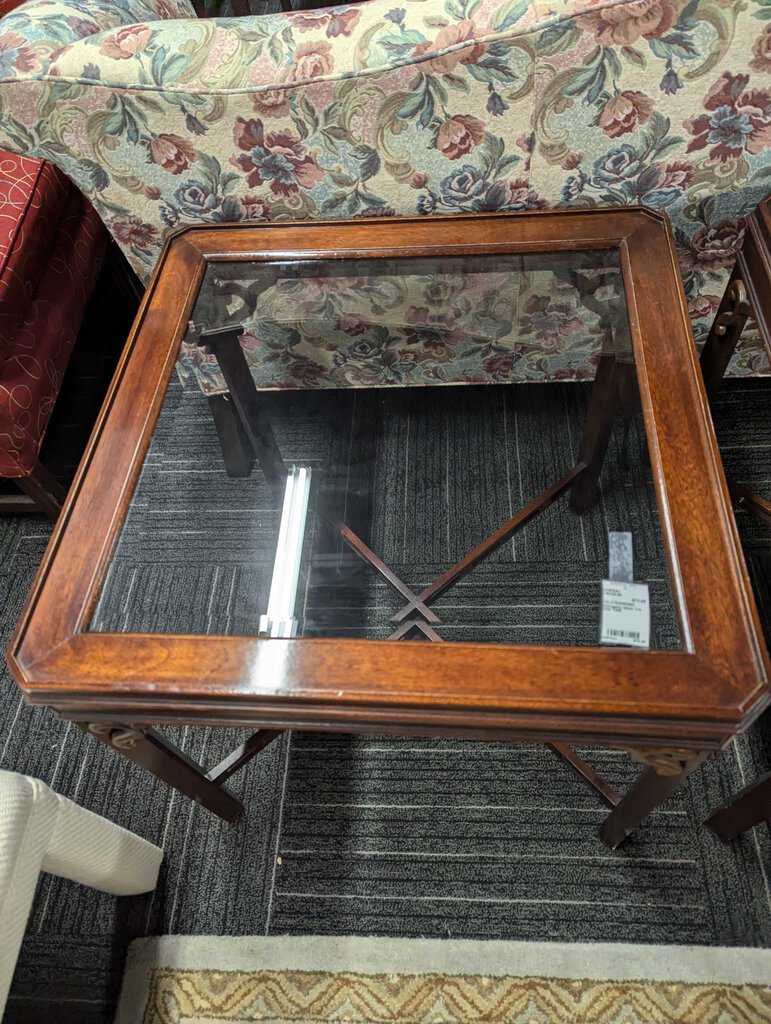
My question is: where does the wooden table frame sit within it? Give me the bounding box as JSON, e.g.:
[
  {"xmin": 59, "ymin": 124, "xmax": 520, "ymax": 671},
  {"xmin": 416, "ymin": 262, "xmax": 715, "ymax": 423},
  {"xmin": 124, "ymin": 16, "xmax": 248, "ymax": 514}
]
[{"xmin": 6, "ymin": 210, "xmax": 770, "ymax": 849}]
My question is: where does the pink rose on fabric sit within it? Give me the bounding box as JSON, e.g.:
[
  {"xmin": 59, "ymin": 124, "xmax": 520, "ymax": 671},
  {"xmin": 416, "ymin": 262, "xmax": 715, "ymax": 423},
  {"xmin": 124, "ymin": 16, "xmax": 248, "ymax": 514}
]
[
  {"xmin": 110, "ymin": 215, "xmax": 158, "ymax": 249},
  {"xmin": 413, "ymin": 20, "xmax": 486, "ymax": 74},
  {"xmin": 339, "ymin": 313, "xmax": 370, "ymax": 336},
  {"xmin": 599, "ymin": 91, "xmax": 654, "ymax": 138},
  {"xmin": 287, "ymin": 41, "xmax": 334, "ymax": 82},
  {"xmin": 232, "ymin": 117, "xmax": 323, "ymax": 196},
  {"xmin": 436, "ymin": 115, "xmax": 485, "ymax": 160},
  {"xmin": 576, "ymin": 0, "xmax": 678, "ymax": 46},
  {"xmin": 292, "ymin": 7, "xmax": 361, "ymax": 38},
  {"xmin": 252, "ymin": 88, "xmax": 289, "ymax": 117},
  {"xmin": 482, "ymin": 352, "xmax": 517, "ymax": 375},
  {"xmin": 678, "ymin": 219, "xmax": 745, "ymax": 271},
  {"xmin": 750, "ymin": 27, "xmax": 770, "ymax": 74},
  {"xmin": 0, "ymin": 31, "xmax": 37, "ymax": 74},
  {"xmin": 485, "ymin": 179, "xmax": 548, "ymax": 211},
  {"xmin": 238, "ymin": 194, "xmax": 270, "ymax": 219},
  {"xmin": 687, "ymin": 293, "xmax": 719, "ymax": 320},
  {"xmin": 520, "ymin": 295, "xmax": 582, "ymax": 348},
  {"xmin": 100, "ymin": 24, "xmax": 152, "ymax": 59},
  {"xmin": 149, "ymin": 134, "xmax": 197, "ymax": 174},
  {"xmin": 658, "ymin": 161, "xmax": 693, "ymax": 189},
  {"xmin": 686, "ymin": 72, "xmax": 771, "ymax": 163}
]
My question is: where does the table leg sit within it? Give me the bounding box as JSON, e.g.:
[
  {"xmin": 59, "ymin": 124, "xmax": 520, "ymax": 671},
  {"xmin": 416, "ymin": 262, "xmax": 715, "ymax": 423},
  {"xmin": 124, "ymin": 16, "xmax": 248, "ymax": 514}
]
[
  {"xmin": 598, "ymin": 748, "xmax": 707, "ymax": 850},
  {"xmin": 207, "ymin": 394, "xmax": 255, "ymax": 478},
  {"xmin": 704, "ymin": 770, "xmax": 771, "ymax": 841},
  {"xmin": 570, "ymin": 350, "xmax": 634, "ymax": 514},
  {"xmin": 201, "ymin": 327, "xmax": 287, "ymax": 490},
  {"xmin": 728, "ymin": 479, "xmax": 771, "ymax": 528},
  {"xmin": 699, "ymin": 265, "xmax": 752, "ymax": 406},
  {"xmin": 83, "ymin": 723, "xmax": 244, "ymax": 822}
]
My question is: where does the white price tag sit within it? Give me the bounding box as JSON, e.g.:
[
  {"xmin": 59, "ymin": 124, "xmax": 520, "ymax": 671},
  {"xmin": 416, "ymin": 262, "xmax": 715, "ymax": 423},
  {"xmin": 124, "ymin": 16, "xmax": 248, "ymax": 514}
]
[{"xmin": 600, "ymin": 580, "xmax": 650, "ymax": 649}]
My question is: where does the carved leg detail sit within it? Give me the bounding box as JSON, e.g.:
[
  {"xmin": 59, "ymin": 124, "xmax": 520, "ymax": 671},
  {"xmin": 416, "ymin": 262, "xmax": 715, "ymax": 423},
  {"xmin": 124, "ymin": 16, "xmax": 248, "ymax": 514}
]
[
  {"xmin": 84, "ymin": 723, "xmax": 244, "ymax": 822},
  {"xmin": 599, "ymin": 748, "xmax": 708, "ymax": 850}
]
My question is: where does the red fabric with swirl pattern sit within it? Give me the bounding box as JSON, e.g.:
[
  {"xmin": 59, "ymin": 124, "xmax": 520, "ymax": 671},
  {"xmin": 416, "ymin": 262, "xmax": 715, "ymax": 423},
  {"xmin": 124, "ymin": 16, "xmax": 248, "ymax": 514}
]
[{"xmin": 0, "ymin": 167, "xmax": 106, "ymax": 476}]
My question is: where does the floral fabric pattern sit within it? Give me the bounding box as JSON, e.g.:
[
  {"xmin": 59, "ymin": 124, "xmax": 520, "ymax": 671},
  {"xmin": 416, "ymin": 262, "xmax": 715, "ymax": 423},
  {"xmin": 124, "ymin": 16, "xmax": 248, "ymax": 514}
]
[
  {"xmin": 182, "ymin": 253, "xmax": 626, "ymax": 393},
  {"xmin": 0, "ymin": 0, "xmax": 768, "ymax": 391}
]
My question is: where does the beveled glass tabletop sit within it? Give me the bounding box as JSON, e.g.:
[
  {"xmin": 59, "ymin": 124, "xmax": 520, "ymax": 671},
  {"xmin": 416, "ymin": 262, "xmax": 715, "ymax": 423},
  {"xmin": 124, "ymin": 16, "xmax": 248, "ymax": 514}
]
[{"xmin": 90, "ymin": 247, "xmax": 679, "ymax": 649}]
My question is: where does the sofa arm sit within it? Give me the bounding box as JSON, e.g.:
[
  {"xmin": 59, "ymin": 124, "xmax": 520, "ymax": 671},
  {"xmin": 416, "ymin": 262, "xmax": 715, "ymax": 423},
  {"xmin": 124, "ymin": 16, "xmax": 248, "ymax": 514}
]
[{"xmin": 0, "ymin": 0, "xmax": 196, "ymax": 80}]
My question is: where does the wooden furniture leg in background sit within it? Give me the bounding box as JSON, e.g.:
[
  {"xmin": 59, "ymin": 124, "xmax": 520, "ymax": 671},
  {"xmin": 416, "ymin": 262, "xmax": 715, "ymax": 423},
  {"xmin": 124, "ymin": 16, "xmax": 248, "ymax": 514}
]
[
  {"xmin": 699, "ymin": 265, "xmax": 752, "ymax": 405},
  {"xmin": 704, "ymin": 770, "xmax": 771, "ymax": 840},
  {"xmin": 570, "ymin": 348, "xmax": 634, "ymax": 514},
  {"xmin": 207, "ymin": 394, "xmax": 255, "ymax": 478},
  {"xmin": 0, "ymin": 460, "xmax": 67, "ymax": 520},
  {"xmin": 599, "ymin": 748, "xmax": 708, "ymax": 850}
]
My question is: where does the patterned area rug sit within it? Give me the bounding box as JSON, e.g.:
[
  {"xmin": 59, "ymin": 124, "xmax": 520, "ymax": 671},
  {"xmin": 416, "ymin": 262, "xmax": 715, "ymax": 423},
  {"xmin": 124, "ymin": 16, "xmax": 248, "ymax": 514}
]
[{"xmin": 117, "ymin": 936, "xmax": 771, "ymax": 1024}]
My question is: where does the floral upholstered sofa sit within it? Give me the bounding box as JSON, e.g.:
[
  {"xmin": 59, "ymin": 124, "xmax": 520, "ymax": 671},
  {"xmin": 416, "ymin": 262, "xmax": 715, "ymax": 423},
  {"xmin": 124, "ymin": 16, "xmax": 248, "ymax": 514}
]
[{"xmin": 0, "ymin": 0, "xmax": 768, "ymax": 392}]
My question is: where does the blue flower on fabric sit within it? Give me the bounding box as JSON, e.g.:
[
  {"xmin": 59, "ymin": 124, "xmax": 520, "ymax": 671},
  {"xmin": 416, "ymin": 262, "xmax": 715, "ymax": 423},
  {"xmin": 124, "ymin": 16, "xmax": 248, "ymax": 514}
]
[
  {"xmin": 562, "ymin": 174, "xmax": 586, "ymax": 202},
  {"xmin": 486, "ymin": 91, "xmax": 509, "ymax": 117},
  {"xmin": 592, "ymin": 145, "xmax": 642, "ymax": 185},
  {"xmin": 439, "ymin": 166, "xmax": 487, "ymax": 207},
  {"xmin": 384, "ymin": 7, "xmax": 405, "ymax": 24},
  {"xmin": 160, "ymin": 204, "xmax": 180, "ymax": 227},
  {"xmin": 705, "ymin": 105, "xmax": 753, "ymax": 156},
  {"xmin": 173, "ymin": 181, "xmax": 221, "ymax": 217},
  {"xmin": 660, "ymin": 67, "xmax": 682, "ymax": 95},
  {"xmin": 233, "ymin": 118, "xmax": 323, "ymax": 197},
  {"xmin": 417, "ymin": 193, "xmax": 437, "ymax": 214}
]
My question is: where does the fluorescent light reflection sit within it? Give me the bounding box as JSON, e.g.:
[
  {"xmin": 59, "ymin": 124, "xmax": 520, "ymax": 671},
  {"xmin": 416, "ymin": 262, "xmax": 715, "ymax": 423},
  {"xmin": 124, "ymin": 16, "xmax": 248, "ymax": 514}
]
[{"xmin": 258, "ymin": 465, "xmax": 312, "ymax": 639}]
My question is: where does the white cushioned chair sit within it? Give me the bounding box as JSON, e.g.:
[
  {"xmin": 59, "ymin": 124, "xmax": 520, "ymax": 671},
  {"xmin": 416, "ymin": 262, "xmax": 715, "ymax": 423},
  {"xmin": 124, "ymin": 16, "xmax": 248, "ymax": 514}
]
[{"xmin": 0, "ymin": 770, "xmax": 163, "ymax": 1011}]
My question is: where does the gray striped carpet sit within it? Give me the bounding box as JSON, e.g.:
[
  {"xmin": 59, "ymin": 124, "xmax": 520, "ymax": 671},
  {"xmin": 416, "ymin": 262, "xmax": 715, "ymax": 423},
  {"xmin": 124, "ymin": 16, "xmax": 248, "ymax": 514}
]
[{"xmin": 1, "ymin": 377, "xmax": 770, "ymax": 1023}]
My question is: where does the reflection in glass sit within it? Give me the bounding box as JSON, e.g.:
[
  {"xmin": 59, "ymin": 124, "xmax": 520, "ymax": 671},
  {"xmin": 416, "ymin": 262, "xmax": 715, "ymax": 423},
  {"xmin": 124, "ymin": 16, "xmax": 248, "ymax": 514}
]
[{"xmin": 90, "ymin": 250, "xmax": 680, "ymax": 650}]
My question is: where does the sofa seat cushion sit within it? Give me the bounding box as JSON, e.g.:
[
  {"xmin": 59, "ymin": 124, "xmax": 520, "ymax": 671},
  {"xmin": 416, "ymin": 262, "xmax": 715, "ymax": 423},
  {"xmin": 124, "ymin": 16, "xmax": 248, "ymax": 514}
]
[{"xmin": 0, "ymin": 187, "xmax": 106, "ymax": 477}]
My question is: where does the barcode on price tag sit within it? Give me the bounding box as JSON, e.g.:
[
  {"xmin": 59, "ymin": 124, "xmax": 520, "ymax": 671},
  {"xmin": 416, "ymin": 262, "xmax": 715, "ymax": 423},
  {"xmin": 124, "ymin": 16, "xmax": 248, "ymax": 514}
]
[{"xmin": 600, "ymin": 580, "xmax": 650, "ymax": 649}]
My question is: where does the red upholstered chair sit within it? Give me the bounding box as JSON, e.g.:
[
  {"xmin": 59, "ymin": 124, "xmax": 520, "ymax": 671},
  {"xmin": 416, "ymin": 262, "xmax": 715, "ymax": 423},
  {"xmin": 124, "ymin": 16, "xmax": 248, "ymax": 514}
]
[
  {"xmin": 0, "ymin": 153, "xmax": 107, "ymax": 518},
  {"xmin": 0, "ymin": 0, "xmax": 109, "ymax": 518}
]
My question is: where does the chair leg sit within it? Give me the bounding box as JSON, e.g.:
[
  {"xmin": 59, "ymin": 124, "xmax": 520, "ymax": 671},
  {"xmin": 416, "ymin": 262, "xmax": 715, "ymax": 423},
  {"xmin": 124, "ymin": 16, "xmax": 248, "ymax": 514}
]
[{"xmin": 3, "ymin": 460, "xmax": 67, "ymax": 521}]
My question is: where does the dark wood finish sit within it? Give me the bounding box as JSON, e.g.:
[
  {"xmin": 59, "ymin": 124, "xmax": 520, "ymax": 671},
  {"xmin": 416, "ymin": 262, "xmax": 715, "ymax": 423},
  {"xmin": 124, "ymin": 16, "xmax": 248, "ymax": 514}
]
[
  {"xmin": 207, "ymin": 394, "xmax": 255, "ymax": 478},
  {"xmin": 599, "ymin": 751, "xmax": 708, "ymax": 850},
  {"xmin": 570, "ymin": 346, "xmax": 634, "ymax": 514},
  {"xmin": 325, "ymin": 513, "xmax": 440, "ymax": 625},
  {"xmin": 729, "ymin": 479, "xmax": 771, "ymax": 529},
  {"xmin": 699, "ymin": 195, "xmax": 771, "ymax": 527},
  {"xmin": 704, "ymin": 770, "xmax": 771, "ymax": 840},
  {"xmin": 201, "ymin": 326, "xmax": 287, "ymax": 489},
  {"xmin": 1, "ymin": 460, "xmax": 67, "ymax": 521},
  {"xmin": 205, "ymin": 728, "xmax": 283, "ymax": 785},
  {"xmin": 549, "ymin": 742, "xmax": 621, "ymax": 810},
  {"xmin": 699, "ymin": 268, "xmax": 753, "ymax": 404},
  {"xmin": 6, "ymin": 211, "xmax": 770, "ymax": 846},
  {"xmin": 82, "ymin": 723, "xmax": 243, "ymax": 821}
]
